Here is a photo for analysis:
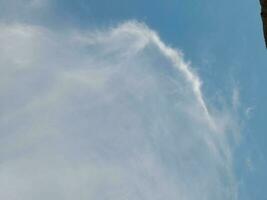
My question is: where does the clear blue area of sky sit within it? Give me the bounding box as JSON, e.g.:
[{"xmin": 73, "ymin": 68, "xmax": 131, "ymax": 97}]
[{"xmin": 12, "ymin": 0, "xmax": 266, "ymax": 198}]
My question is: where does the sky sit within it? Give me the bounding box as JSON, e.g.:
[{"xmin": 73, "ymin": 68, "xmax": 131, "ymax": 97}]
[{"xmin": 0, "ymin": 0, "xmax": 266, "ymax": 199}]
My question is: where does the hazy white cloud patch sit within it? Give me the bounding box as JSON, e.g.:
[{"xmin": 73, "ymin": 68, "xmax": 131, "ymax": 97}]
[
  {"xmin": 0, "ymin": 21, "xmax": 238, "ymax": 200},
  {"xmin": 245, "ymin": 106, "xmax": 255, "ymax": 119}
]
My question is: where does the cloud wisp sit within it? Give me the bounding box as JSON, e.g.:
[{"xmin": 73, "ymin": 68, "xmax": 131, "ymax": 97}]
[{"xmin": 0, "ymin": 21, "xmax": 238, "ymax": 200}]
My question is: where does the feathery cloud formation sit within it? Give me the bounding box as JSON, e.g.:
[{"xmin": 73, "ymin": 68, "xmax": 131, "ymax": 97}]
[{"xmin": 0, "ymin": 21, "xmax": 238, "ymax": 200}]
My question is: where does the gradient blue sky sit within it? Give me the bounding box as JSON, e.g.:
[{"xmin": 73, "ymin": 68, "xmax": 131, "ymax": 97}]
[{"xmin": 0, "ymin": 0, "xmax": 266, "ymax": 199}]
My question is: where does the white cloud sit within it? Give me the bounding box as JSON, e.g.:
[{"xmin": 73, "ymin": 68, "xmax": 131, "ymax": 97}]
[
  {"xmin": 0, "ymin": 21, "xmax": 238, "ymax": 200},
  {"xmin": 0, "ymin": 0, "xmax": 50, "ymax": 24}
]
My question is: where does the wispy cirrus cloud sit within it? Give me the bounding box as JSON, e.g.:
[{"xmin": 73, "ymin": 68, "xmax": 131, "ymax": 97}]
[{"xmin": 0, "ymin": 21, "xmax": 238, "ymax": 200}]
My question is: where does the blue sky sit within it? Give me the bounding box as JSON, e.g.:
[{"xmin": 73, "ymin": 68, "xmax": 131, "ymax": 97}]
[{"xmin": 0, "ymin": 0, "xmax": 266, "ymax": 199}]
